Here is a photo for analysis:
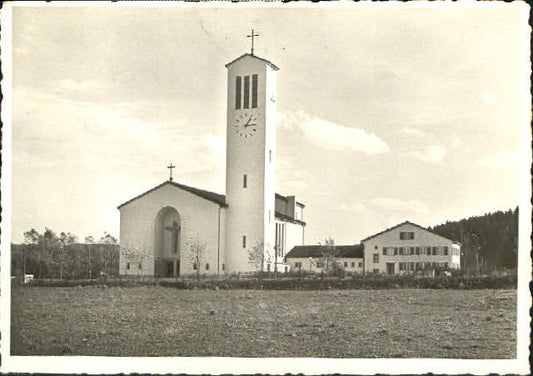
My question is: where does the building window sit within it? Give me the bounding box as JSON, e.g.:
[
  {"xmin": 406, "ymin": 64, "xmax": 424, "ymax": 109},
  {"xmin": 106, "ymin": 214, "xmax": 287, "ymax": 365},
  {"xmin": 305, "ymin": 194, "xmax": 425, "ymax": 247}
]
[
  {"xmin": 295, "ymin": 262, "xmax": 302, "ymax": 268},
  {"xmin": 373, "ymin": 268, "xmax": 379, "ymax": 273},
  {"xmin": 374, "ymin": 245, "xmax": 378, "ymax": 249},
  {"xmin": 252, "ymin": 74, "xmax": 258, "ymax": 108},
  {"xmin": 394, "ymin": 247, "xmax": 398, "ymax": 256},
  {"xmin": 243, "ymin": 174, "xmax": 247, "ymax": 188},
  {"xmin": 351, "ymin": 262, "xmax": 355, "ymax": 267},
  {"xmin": 235, "ymin": 76, "xmax": 242, "ymax": 110},
  {"xmin": 275, "ymin": 222, "xmax": 286, "ymax": 257},
  {"xmin": 242, "ymin": 236, "xmax": 246, "ymax": 248},
  {"xmin": 359, "ymin": 262, "xmax": 363, "ymax": 268},
  {"xmin": 415, "ymin": 247, "xmax": 421, "ymax": 255},
  {"xmin": 222, "ymin": 263, "xmax": 225, "ymax": 271},
  {"xmin": 243, "ymin": 75, "xmax": 250, "ymax": 109},
  {"xmin": 193, "ymin": 263, "xmax": 197, "ymax": 270},
  {"xmin": 344, "ymin": 262, "xmax": 348, "ymax": 267},
  {"xmin": 138, "ymin": 263, "xmax": 142, "ymax": 269},
  {"xmin": 126, "ymin": 262, "xmax": 131, "ymax": 270},
  {"xmin": 400, "ymin": 231, "xmax": 414, "ymax": 240},
  {"xmin": 373, "ymin": 253, "xmax": 379, "ymax": 263},
  {"xmin": 399, "ymin": 247, "xmax": 404, "ymax": 255},
  {"xmin": 205, "ymin": 263, "xmax": 210, "ymax": 270},
  {"xmin": 432, "ymin": 247, "xmax": 437, "ymax": 255},
  {"xmin": 443, "ymin": 246, "xmax": 449, "ymax": 256},
  {"xmin": 410, "ymin": 247, "xmax": 415, "ymax": 255},
  {"xmin": 382, "ymin": 247, "xmax": 387, "ymax": 256}
]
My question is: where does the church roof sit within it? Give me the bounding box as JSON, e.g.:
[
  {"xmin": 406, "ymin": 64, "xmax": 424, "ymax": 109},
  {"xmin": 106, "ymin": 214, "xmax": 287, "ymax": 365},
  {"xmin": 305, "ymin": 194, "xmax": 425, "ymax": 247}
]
[
  {"xmin": 360, "ymin": 220, "xmax": 457, "ymax": 243},
  {"xmin": 286, "ymin": 244, "xmax": 364, "ymax": 259},
  {"xmin": 118, "ymin": 182, "xmax": 308, "ymax": 222},
  {"xmin": 117, "ymin": 181, "xmax": 228, "ymax": 209},
  {"xmin": 225, "ymin": 53, "xmax": 279, "ymax": 71}
]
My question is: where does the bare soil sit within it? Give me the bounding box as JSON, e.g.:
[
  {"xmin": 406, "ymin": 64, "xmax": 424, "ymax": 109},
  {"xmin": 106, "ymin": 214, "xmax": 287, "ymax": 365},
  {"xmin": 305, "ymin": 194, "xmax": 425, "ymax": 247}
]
[{"xmin": 11, "ymin": 286, "xmax": 516, "ymax": 358}]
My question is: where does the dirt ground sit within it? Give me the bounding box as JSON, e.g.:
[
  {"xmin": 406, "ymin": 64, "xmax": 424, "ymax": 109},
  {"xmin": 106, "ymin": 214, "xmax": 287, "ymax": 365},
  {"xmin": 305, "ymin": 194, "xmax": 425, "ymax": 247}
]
[{"xmin": 10, "ymin": 286, "xmax": 516, "ymax": 358}]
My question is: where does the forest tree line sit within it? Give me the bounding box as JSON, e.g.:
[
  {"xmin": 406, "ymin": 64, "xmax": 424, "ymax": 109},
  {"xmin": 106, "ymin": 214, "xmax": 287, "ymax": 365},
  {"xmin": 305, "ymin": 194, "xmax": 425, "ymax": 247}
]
[{"xmin": 430, "ymin": 207, "xmax": 518, "ymax": 272}]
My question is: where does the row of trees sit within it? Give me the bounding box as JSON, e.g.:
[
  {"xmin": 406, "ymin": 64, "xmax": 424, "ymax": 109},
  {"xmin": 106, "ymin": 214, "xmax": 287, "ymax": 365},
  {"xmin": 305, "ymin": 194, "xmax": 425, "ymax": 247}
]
[
  {"xmin": 430, "ymin": 207, "xmax": 518, "ymax": 272},
  {"xmin": 12, "ymin": 228, "xmax": 119, "ymax": 279}
]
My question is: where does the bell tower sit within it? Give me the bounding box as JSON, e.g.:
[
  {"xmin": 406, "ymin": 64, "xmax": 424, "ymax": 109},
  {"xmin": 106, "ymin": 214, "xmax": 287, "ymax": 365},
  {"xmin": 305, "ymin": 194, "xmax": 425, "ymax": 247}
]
[{"xmin": 224, "ymin": 47, "xmax": 278, "ymax": 273}]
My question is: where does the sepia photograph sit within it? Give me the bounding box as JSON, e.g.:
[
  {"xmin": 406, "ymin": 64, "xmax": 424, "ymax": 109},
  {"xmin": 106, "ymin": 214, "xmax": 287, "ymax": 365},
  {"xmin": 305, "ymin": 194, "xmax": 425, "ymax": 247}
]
[{"xmin": 1, "ymin": 1, "xmax": 530, "ymax": 374}]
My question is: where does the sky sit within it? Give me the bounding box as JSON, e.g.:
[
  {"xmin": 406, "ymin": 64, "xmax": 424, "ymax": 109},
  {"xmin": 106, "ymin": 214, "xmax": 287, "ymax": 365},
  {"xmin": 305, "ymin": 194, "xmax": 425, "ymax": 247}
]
[{"xmin": 6, "ymin": 3, "xmax": 529, "ymax": 245}]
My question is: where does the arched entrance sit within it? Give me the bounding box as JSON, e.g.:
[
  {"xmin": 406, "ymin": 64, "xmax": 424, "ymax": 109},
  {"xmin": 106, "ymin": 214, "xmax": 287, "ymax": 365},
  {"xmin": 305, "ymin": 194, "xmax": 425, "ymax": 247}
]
[{"xmin": 154, "ymin": 206, "xmax": 181, "ymax": 277}]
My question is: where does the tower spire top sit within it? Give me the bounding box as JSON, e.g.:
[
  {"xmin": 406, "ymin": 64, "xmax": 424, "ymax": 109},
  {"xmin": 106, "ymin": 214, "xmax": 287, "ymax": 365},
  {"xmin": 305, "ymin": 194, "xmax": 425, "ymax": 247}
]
[{"xmin": 247, "ymin": 29, "xmax": 259, "ymax": 55}]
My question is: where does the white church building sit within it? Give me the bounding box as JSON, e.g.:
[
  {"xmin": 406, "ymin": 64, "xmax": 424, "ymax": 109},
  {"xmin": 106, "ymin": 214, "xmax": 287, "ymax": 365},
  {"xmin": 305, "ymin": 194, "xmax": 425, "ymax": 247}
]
[{"xmin": 118, "ymin": 47, "xmax": 305, "ymax": 277}]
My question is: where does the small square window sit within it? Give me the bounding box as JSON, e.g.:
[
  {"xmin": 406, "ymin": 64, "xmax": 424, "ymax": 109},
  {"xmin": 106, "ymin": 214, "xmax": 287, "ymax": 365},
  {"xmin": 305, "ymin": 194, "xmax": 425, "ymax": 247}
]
[{"xmin": 344, "ymin": 262, "xmax": 348, "ymax": 267}]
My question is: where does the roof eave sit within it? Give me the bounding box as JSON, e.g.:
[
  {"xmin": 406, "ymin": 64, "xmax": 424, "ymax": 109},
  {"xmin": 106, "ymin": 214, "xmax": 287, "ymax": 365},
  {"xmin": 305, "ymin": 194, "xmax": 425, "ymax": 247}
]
[{"xmin": 225, "ymin": 53, "xmax": 279, "ymax": 71}]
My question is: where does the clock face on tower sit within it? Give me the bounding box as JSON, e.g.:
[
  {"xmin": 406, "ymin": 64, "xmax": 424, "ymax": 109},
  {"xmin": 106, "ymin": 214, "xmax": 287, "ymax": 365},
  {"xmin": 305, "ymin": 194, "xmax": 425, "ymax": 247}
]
[{"xmin": 233, "ymin": 110, "xmax": 259, "ymax": 138}]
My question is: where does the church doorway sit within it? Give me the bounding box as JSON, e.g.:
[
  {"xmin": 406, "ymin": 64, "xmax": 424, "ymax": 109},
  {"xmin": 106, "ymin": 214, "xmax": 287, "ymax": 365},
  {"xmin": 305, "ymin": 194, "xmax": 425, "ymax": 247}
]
[{"xmin": 154, "ymin": 206, "xmax": 181, "ymax": 278}]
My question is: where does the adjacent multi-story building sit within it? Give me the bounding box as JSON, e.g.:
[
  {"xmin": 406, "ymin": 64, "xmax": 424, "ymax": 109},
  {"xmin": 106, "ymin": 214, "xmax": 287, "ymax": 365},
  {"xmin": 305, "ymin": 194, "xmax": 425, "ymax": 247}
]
[{"xmin": 361, "ymin": 221, "xmax": 461, "ymax": 275}]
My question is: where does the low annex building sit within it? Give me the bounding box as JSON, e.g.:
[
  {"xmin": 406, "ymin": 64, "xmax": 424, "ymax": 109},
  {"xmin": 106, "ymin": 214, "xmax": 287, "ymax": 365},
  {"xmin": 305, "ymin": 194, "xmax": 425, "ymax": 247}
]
[
  {"xmin": 285, "ymin": 244, "xmax": 364, "ymax": 273},
  {"xmin": 362, "ymin": 221, "xmax": 461, "ymax": 275}
]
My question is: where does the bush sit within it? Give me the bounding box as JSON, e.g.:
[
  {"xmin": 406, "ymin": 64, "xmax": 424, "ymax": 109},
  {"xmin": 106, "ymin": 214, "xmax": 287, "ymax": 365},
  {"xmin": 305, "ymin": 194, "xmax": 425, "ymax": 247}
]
[{"xmin": 15, "ymin": 273, "xmax": 517, "ymax": 290}]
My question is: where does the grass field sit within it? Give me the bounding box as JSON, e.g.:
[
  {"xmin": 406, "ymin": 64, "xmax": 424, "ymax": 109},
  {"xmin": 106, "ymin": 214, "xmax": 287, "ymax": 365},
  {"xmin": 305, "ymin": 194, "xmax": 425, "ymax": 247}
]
[{"xmin": 11, "ymin": 286, "xmax": 516, "ymax": 358}]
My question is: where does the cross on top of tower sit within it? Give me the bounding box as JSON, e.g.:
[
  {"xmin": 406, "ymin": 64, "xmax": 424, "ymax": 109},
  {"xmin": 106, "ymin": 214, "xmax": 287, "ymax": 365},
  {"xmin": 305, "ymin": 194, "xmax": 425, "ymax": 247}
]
[
  {"xmin": 167, "ymin": 163, "xmax": 175, "ymax": 182},
  {"xmin": 247, "ymin": 29, "xmax": 259, "ymax": 55}
]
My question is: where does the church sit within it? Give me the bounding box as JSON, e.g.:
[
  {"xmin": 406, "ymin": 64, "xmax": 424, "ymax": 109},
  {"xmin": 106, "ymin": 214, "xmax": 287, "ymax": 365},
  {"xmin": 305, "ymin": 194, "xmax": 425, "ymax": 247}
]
[{"xmin": 118, "ymin": 39, "xmax": 306, "ymax": 277}]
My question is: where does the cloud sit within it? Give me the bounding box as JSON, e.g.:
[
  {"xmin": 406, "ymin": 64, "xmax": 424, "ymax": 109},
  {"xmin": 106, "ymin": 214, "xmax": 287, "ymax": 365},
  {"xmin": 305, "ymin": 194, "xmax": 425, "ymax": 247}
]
[
  {"xmin": 450, "ymin": 134, "xmax": 463, "ymax": 149},
  {"xmin": 279, "ymin": 111, "xmax": 389, "ymax": 155},
  {"xmin": 480, "ymin": 90, "xmax": 497, "ymax": 105},
  {"xmin": 410, "ymin": 145, "xmax": 447, "ymax": 164},
  {"xmin": 400, "ymin": 126, "xmax": 427, "ymax": 138},
  {"xmin": 369, "ymin": 197, "xmax": 429, "ymax": 215},
  {"xmin": 477, "ymin": 149, "xmax": 519, "ymax": 171},
  {"xmin": 59, "ymin": 79, "xmax": 97, "ymax": 92},
  {"xmin": 340, "ymin": 197, "xmax": 429, "ymax": 215},
  {"xmin": 12, "ymin": 88, "xmax": 225, "ymax": 175}
]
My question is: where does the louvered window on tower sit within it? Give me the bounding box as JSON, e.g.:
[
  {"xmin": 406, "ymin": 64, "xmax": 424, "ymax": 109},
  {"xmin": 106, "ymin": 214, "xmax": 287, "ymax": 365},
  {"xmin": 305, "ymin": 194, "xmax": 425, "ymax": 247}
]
[
  {"xmin": 235, "ymin": 76, "xmax": 242, "ymax": 110},
  {"xmin": 243, "ymin": 75, "xmax": 250, "ymax": 109},
  {"xmin": 252, "ymin": 74, "xmax": 258, "ymax": 108}
]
